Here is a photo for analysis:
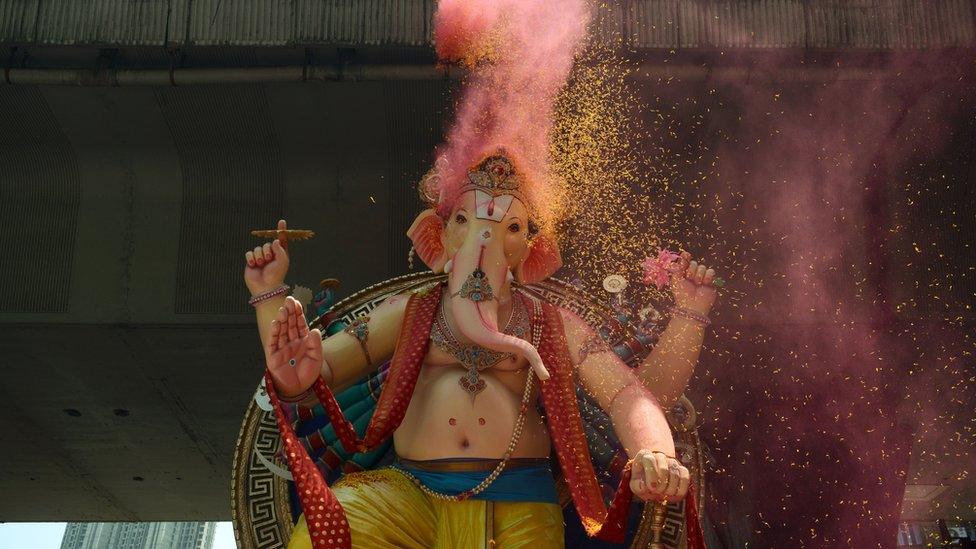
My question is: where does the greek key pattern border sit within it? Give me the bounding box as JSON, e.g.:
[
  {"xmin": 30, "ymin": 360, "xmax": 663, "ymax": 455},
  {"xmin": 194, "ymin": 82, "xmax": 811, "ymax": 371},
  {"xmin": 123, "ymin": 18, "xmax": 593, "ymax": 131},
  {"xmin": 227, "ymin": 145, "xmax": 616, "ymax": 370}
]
[{"xmin": 232, "ymin": 403, "xmax": 292, "ymax": 549}]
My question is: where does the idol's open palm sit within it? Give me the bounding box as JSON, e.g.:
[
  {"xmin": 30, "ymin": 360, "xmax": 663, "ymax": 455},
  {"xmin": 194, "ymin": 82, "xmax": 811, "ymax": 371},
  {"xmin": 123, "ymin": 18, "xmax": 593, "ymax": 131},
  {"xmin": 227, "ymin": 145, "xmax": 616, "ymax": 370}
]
[{"xmin": 265, "ymin": 296, "xmax": 322, "ymax": 398}]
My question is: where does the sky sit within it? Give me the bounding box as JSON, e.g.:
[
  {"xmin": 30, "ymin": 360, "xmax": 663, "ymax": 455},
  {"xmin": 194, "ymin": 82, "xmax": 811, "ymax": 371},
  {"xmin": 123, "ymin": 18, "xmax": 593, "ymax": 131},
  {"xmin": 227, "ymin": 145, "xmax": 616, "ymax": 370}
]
[{"xmin": 0, "ymin": 521, "xmax": 237, "ymax": 549}]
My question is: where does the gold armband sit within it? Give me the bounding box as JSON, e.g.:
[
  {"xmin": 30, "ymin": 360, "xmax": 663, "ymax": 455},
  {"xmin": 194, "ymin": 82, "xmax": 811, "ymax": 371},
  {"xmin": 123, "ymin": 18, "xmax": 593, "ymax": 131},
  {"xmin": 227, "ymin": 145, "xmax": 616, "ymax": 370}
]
[
  {"xmin": 343, "ymin": 315, "xmax": 372, "ymax": 366},
  {"xmin": 577, "ymin": 332, "xmax": 611, "ymax": 364}
]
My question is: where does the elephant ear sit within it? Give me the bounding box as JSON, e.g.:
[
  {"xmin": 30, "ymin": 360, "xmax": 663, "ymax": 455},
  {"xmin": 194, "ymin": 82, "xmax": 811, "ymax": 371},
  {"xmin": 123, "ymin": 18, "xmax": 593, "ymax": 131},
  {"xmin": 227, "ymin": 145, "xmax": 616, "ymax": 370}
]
[
  {"xmin": 407, "ymin": 209, "xmax": 448, "ymax": 272},
  {"xmin": 514, "ymin": 233, "xmax": 562, "ymax": 284}
]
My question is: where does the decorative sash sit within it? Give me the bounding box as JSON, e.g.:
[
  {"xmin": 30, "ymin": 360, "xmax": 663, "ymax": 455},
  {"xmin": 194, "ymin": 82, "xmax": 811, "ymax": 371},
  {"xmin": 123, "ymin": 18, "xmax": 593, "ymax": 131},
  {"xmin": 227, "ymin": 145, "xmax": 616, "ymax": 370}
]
[
  {"xmin": 265, "ymin": 373, "xmax": 352, "ymax": 547},
  {"xmin": 533, "ymin": 297, "xmax": 633, "ymax": 541},
  {"xmin": 266, "ymin": 285, "xmax": 705, "ymax": 548}
]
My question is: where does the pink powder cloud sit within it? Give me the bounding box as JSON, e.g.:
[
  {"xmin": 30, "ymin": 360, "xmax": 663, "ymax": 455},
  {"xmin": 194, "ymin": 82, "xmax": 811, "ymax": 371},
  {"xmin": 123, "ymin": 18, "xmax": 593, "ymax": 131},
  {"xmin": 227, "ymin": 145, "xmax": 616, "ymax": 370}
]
[{"xmin": 427, "ymin": 0, "xmax": 591, "ymax": 228}]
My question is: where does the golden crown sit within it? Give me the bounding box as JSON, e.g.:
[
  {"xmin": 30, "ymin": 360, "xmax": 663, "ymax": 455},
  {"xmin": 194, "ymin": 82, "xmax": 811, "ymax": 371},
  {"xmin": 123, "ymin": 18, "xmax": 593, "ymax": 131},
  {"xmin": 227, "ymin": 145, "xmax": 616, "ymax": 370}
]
[{"xmin": 464, "ymin": 153, "xmax": 525, "ymax": 196}]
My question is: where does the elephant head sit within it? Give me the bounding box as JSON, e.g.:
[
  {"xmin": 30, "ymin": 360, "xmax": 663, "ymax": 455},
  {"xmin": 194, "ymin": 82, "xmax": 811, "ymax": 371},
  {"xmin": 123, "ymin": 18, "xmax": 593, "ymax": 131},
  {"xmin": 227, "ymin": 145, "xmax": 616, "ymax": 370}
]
[{"xmin": 407, "ymin": 153, "xmax": 561, "ymax": 379}]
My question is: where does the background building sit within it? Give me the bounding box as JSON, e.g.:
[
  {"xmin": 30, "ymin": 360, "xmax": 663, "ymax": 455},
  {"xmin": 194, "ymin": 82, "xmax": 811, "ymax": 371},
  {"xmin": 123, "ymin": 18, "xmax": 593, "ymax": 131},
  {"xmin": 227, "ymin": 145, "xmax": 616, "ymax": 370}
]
[{"xmin": 60, "ymin": 521, "xmax": 215, "ymax": 549}]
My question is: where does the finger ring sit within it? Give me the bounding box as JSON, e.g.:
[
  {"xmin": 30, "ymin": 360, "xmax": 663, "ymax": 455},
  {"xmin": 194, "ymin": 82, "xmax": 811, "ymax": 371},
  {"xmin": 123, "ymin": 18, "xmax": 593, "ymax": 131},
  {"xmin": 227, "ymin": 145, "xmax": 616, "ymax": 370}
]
[
  {"xmin": 288, "ymin": 358, "xmax": 296, "ymax": 367},
  {"xmin": 669, "ymin": 461, "xmax": 680, "ymax": 472}
]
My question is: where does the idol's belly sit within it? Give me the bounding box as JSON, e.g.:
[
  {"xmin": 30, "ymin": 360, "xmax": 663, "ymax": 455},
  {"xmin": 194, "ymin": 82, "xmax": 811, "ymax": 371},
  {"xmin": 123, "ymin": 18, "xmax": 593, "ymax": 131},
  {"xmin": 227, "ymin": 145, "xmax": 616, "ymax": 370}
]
[{"xmin": 393, "ymin": 363, "xmax": 551, "ymax": 460}]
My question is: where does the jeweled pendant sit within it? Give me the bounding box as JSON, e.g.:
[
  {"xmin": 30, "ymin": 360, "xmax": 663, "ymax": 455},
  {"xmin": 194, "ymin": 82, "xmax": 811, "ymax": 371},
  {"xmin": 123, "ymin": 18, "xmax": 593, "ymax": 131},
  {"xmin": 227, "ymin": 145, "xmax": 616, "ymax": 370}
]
[
  {"xmin": 459, "ymin": 367, "xmax": 486, "ymax": 397},
  {"xmin": 457, "ymin": 268, "xmax": 494, "ymax": 302}
]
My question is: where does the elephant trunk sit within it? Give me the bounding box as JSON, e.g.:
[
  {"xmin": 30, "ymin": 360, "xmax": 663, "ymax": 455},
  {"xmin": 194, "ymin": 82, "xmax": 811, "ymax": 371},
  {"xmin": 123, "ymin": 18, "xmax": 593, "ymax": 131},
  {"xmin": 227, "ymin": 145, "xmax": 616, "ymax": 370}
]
[{"xmin": 447, "ymin": 226, "xmax": 550, "ymax": 380}]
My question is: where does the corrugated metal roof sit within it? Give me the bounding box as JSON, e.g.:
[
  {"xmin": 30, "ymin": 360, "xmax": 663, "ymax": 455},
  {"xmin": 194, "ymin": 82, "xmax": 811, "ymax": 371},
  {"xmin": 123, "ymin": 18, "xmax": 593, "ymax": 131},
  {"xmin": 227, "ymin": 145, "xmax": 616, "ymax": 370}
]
[
  {"xmin": 0, "ymin": 0, "xmax": 973, "ymax": 49},
  {"xmin": 186, "ymin": 0, "xmax": 290, "ymax": 47},
  {"xmin": 0, "ymin": 0, "xmax": 39, "ymax": 43},
  {"xmin": 673, "ymin": 0, "xmax": 807, "ymax": 48},
  {"xmin": 805, "ymin": 0, "xmax": 976, "ymax": 49},
  {"xmin": 31, "ymin": 0, "xmax": 174, "ymax": 46},
  {"xmin": 184, "ymin": 0, "xmax": 435, "ymax": 47}
]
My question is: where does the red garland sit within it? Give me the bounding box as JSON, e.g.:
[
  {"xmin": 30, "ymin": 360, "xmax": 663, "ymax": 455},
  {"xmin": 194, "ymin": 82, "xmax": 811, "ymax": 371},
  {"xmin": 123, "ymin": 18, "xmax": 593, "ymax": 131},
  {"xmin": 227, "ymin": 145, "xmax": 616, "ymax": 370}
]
[
  {"xmin": 265, "ymin": 370, "xmax": 351, "ymax": 548},
  {"xmin": 533, "ymin": 298, "xmax": 634, "ymax": 542},
  {"xmin": 311, "ymin": 289, "xmax": 440, "ymax": 454},
  {"xmin": 685, "ymin": 488, "xmax": 707, "ymax": 549}
]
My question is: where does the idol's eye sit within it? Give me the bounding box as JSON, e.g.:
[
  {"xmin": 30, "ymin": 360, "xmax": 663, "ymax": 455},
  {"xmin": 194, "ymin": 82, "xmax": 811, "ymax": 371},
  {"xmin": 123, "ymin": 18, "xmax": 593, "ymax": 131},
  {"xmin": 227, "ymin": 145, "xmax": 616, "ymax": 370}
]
[
  {"xmin": 455, "ymin": 213, "xmax": 467, "ymax": 224},
  {"xmin": 508, "ymin": 222, "xmax": 521, "ymax": 233}
]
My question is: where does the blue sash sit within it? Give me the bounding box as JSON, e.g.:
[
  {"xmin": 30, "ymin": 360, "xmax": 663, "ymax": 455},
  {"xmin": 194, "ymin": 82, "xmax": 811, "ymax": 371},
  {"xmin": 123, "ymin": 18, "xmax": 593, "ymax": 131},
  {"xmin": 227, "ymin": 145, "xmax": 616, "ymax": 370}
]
[{"xmin": 391, "ymin": 457, "xmax": 559, "ymax": 504}]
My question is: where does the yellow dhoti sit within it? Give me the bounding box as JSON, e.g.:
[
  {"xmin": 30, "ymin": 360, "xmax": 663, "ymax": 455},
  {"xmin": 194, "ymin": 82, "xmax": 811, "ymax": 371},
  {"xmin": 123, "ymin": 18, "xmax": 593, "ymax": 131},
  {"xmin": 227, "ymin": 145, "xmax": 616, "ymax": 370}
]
[{"xmin": 287, "ymin": 468, "xmax": 564, "ymax": 549}]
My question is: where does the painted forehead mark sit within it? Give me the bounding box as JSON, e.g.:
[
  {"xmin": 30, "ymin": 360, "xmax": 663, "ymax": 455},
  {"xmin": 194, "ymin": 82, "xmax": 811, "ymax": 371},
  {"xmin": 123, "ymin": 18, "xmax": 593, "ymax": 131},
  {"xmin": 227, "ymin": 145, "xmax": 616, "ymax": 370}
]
[{"xmin": 474, "ymin": 190, "xmax": 515, "ymax": 221}]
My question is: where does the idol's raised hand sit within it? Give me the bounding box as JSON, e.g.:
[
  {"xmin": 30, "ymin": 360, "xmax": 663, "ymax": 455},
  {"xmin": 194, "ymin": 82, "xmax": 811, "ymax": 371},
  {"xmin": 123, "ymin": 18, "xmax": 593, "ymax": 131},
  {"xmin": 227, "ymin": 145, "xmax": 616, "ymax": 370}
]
[
  {"xmin": 265, "ymin": 296, "xmax": 322, "ymax": 398},
  {"xmin": 669, "ymin": 251, "xmax": 719, "ymax": 315},
  {"xmin": 244, "ymin": 218, "xmax": 290, "ymax": 296}
]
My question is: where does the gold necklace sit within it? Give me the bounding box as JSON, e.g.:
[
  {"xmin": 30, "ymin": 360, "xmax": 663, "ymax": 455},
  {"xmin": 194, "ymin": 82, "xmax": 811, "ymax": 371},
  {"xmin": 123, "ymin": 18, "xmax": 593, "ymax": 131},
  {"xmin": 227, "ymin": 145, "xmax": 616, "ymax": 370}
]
[{"xmin": 430, "ymin": 290, "xmax": 529, "ymax": 398}]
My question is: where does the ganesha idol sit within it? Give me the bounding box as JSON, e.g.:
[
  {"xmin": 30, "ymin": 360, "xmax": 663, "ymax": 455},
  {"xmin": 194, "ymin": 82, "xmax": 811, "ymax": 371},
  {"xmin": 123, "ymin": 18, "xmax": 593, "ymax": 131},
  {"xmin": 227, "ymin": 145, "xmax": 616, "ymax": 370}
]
[{"xmin": 238, "ymin": 149, "xmax": 721, "ymax": 548}]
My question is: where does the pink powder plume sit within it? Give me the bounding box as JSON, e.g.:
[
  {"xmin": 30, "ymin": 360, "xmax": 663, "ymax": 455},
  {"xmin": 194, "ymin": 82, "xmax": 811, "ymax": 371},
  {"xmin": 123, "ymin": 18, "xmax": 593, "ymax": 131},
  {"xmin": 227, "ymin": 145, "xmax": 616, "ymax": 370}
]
[
  {"xmin": 427, "ymin": 0, "xmax": 590, "ymax": 230},
  {"xmin": 432, "ymin": 1, "xmax": 501, "ymax": 63}
]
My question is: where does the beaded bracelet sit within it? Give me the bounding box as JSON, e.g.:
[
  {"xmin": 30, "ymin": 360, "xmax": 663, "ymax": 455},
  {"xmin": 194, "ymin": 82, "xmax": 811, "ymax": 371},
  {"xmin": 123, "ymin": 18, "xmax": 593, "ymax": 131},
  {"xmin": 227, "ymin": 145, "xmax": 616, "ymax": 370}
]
[
  {"xmin": 249, "ymin": 284, "xmax": 290, "ymax": 306},
  {"xmin": 669, "ymin": 305, "xmax": 711, "ymax": 326}
]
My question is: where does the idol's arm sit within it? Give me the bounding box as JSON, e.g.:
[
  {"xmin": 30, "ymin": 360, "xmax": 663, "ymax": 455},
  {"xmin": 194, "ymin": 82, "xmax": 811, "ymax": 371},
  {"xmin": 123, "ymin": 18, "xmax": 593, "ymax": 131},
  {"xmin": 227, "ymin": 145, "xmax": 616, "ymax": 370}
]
[
  {"xmin": 560, "ymin": 309, "xmax": 690, "ymax": 500},
  {"xmin": 637, "ymin": 251, "xmax": 719, "ymax": 407},
  {"xmin": 254, "ymin": 294, "xmax": 287, "ymax": 354},
  {"xmin": 244, "ymin": 219, "xmax": 408, "ymax": 397},
  {"xmin": 636, "ymin": 316, "xmax": 706, "ymax": 408},
  {"xmin": 560, "ymin": 309, "xmax": 673, "ymax": 455},
  {"xmin": 321, "ymin": 294, "xmax": 409, "ymax": 393}
]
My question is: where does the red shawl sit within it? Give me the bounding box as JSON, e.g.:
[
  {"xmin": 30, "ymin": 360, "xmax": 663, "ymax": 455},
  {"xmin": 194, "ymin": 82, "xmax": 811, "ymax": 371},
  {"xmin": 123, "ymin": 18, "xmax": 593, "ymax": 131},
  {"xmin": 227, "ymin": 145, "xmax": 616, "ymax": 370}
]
[{"xmin": 264, "ymin": 286, "xmax": 705, "ymax": 547}]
